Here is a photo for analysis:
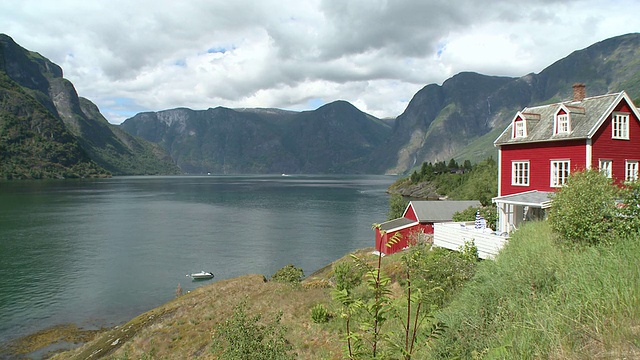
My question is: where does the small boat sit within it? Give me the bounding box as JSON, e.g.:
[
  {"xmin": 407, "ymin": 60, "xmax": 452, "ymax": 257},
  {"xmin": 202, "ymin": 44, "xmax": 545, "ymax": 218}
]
[{"xmin": 188, "ymin": 271, "xmax": 214, "ymax": 280}]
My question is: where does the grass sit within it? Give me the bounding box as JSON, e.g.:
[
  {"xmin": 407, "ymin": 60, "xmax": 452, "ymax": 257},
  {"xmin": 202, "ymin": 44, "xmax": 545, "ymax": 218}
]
[
  {"xmin": 430, "ymin": 221, "xmax": 640, "ymax": 359},
  {"xmin": 15, "ymin": 223, "xmax": 640, "ymax": 359}
]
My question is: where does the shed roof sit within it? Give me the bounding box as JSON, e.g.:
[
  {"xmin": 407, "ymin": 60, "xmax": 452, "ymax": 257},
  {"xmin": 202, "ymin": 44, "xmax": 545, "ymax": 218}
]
[
  {"xmin": 492, "ymin": 190, "xmax": 554, "ymax": 209},
  {"xmin": 494, "ymin": 91, "xmax": 640, "ymax": 146},
  {"xmin": 407, "ymin": 200, "xmax": 481, "ymax": 222},
  {"xmin": 378, "ymin": 217, "xmax": 418, "ymax": 232}
]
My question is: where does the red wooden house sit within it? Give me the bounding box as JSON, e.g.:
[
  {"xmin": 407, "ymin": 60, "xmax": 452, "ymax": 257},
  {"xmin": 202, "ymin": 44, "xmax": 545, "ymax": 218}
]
[
  {"xmin": 492, "ymin": 84, "xmax": 640, "ymax": 233},
  {"xmin": 375, "ymin": 200, "xmax": 480, "ymax": 255}
]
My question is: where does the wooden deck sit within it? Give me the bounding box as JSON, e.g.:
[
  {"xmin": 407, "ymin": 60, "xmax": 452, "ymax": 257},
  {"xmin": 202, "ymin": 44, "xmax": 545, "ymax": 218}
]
[{"xmin": 433, "ymin": 222, "xmax": 510, "ymax": 260}]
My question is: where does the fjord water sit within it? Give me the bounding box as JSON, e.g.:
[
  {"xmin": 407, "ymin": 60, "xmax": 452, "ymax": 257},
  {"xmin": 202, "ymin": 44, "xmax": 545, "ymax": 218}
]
[{"xmin": 0, "ymin": 175, "xmax": 393, "ymax": 344}]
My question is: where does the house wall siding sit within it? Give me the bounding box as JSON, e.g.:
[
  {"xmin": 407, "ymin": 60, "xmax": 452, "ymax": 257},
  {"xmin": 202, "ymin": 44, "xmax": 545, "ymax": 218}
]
[
  {"xmin": 499, "ymin": 139, "xmax": 587, "ymax": 196},
  {"xmin": 376, "ymin": 223, "xmax": 433, "ymax": 255},
  {"xmin": 591, "ymin": 99, "xmax": 640, "ymax": 184},
  {"xmin": 403, "ymin": 205, "xmax": 418, "ymax": 221}
]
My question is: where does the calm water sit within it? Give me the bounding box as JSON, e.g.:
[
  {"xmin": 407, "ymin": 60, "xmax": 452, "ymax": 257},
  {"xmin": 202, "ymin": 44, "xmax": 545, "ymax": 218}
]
[{"xmin": 0, "ymin": 175, "xmax": 394, "ymax": 345}]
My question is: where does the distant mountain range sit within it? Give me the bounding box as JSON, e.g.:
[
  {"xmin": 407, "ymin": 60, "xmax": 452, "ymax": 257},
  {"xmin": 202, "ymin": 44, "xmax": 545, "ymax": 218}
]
[
  {"xmin": 2, "ymin": 33, "xmax": 639, "ymax": 178},
  {"xmin": 121, "ymin": 101, "xmax": 390, "ymax": 174}
]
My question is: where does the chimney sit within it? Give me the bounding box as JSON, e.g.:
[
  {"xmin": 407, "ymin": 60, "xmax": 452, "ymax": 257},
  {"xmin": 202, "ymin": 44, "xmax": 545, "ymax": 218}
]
[{"xmin": 572, "ymin": 83, "xmax": 586, "ymax": 102}]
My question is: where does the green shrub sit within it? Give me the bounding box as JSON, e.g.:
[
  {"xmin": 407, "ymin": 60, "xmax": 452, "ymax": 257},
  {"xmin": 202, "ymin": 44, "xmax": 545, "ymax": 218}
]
[
  {"xmin": 310, "ymin": 304, "xmax": 331, "ymax": 324},
  {"xmin": 271, "ymin": 264, "xmax": 304, "ymax": 283},
  {"xmin": 616, "ymin": 180, "xmax": 640, "ymax": 237},
  {"xmin": 211, "ymin": 301, "xmax": 296, "ymax": 359},
  {"xmin": 548, "ymin": 169, "xmax": 620, "ymax": 246}
]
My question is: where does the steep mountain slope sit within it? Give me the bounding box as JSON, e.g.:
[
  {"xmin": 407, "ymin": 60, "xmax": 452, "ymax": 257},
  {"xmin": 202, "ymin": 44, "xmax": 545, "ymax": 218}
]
[
  {"xmin": 378, "ymin": 33, "xmax": 640, "ymax": 173},
  {"xmin": 121, "ymin": 100, "xmax": 391, "ymax": 174},
  {"xmin": 0, "ymin": 71, "xmax": 107, "ymax": 179},
  {"xmin": 0, "ymin": 40, "xmax": 109, "ymax": 179},
  {"xmin": 0, "ymin": 34, "xmax": 180, "ymax": 177}
]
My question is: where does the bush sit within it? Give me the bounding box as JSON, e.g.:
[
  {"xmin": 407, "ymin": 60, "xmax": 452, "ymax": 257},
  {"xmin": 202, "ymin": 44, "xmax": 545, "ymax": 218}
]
[
  {"xmin": 310, "ymin": 304, "xmax": 331, "ymax": 324},
  {"xmin": 211, "ymin": 301, "xmax": 296, "ymax": 359},
  {"xmin": 616, "ymin": 180, "xmax": 640, "ymax": 237},
  {"xmin": 548, "ymin": 169, "xmax": 620, "ymax": 246},
  {"xmin": 271, "ymin": 264, "xmax": 304, "ymax": 283}
]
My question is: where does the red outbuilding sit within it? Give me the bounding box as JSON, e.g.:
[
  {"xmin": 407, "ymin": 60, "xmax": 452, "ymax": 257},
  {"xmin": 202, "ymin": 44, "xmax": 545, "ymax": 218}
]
[
  {"xmin": 493, "ymin": 84, "xmax": 640, "ymax": 233},
  {"xmin": 375, "ymin": 200, "xmax": 480, "ymax": 255}
]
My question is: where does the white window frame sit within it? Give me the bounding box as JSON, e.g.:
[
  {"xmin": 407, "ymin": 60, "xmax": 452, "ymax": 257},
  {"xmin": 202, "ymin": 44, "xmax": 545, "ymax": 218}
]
[
  {"xmin": 612, "ymin": 113, "xmax": 629, "ymax": 140},
  {"xmin": 555, "ymin": 114, "xmax": 570, "ymax": 134},
  {"xmin": 511, "ymin": 161, "xmax": 530, "ymax": 186},
  {"xmin": 599, "ymin": 159, "xmax": 612, "ymax": 178},
  {"xmin": 514, "ymin": 120, "xmax": 526, "ymax": 138},
  {"xmin": 550, "ymin": 160, "xmax": 570, "ymax": 187},
  {"xmin": 626, "ymin": 160, "xmax": 639, "ymax": 182}
]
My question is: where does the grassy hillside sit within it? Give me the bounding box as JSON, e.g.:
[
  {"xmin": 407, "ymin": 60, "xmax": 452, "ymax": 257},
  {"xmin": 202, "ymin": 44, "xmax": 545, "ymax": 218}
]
[
  {"xmin": 5, "ymin": 221, "xmax": 638, "ymax": 359},
  {"xmin": 433, "ymin": 222, "xmax": 640, "ymax": 359}
]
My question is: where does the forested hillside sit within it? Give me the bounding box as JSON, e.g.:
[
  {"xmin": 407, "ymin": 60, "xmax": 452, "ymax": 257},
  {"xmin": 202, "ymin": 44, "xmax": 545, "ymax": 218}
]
[{"xmin": 0, "ymin": 34, "xmax": 180, "ymax": 178}]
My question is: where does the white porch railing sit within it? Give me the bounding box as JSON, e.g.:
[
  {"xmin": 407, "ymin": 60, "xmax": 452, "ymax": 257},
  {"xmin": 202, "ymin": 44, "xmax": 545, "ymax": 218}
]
[{"xmin": 433, "ymin": 222, "xmax": 510, "ymax": 260}]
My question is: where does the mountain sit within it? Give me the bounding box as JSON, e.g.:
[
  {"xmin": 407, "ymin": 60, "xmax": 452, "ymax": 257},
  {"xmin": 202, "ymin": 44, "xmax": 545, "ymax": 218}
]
[
  {"xmin": 121, "ymin": 100, "xmax": 391, "ymax": 174},
  {"xmin": 0, "ymin": 38, "xmax": 107, "ymax": 179},
  {"xmin": 378, "ymin": 33, "xmax": 640, "ymax": 173},
  {"xmin": 0, "ymin": 34, "xmax": 180, "ymax": 178},
  {"xmin": 4, "ymin": 33, "xmax": 639, "ymax": 177}
]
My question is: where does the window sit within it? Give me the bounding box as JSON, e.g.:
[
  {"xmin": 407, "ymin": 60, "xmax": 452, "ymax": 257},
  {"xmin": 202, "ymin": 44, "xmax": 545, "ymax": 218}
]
[
  {"xmin": 599, "ymin": 159, "xmax": 612, "ymax": 178},
  {"xmin": 626, "ymin": 161, "xmax": 639, "ymax": 182},
  {"xmin": 511, "ymin": 161, "xmax": 530, "ymax": 186},
  {"xmin": 555, "ymin": 114, "xmax": 570, "ymax": 134},
  {"xmin": 550, "ymin": 160, "xmax": 570, "ymax": 187},
  {"xmin": 612, "ymin": 113, "xmax": 629, "ymax": 139},
  {"xmin": 514, "ymin": 120, "xmax": 526, "ymax": 138}
]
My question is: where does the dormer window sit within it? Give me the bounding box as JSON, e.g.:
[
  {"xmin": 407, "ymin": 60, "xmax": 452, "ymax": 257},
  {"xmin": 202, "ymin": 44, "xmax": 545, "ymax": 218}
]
[
  {"xmin": 556, "ymin": 114, "xmax": 571, "ymax": 134},
  {"xmin": 554, "ymin": 113, "xmax": 571, "ymax": 135},
  {"xmin": 514, "ymin": 120, "xmax": 526, "ymax": 138}
]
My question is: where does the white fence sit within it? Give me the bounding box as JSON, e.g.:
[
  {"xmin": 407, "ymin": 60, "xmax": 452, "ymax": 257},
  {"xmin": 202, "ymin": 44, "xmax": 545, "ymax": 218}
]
[{"xmin": 433, "ymin": 222, "xmax": 509, "ymax": 260}]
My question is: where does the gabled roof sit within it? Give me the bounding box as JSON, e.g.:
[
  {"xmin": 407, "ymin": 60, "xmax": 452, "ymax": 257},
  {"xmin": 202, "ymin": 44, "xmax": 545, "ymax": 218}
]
[
  {"xmin": 378, "ymin": 217, "xmax": 418, "ymax": 232},
  {"xmin": 494, "ymin": 91, "xmax": 640, "ymax": 146},
  {"xmin": 492, "ymin": 190, "xmax": 553, "ymax": 209},
  {"xmin": 405, "ymin": 200, "xmax": 481, "ymax": 222}
]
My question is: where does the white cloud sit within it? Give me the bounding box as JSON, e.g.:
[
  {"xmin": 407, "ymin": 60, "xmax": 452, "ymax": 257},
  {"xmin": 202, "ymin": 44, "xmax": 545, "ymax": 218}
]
[{"xmin": 1, "ymin": 0, "xmax": 638, "ymax": 124}]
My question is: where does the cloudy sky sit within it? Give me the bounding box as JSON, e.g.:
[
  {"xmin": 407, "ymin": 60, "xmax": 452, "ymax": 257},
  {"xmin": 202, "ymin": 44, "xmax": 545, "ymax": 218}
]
[{"xmin": 2, "ymin": 0, "xmax": 639, "ymax": 124}]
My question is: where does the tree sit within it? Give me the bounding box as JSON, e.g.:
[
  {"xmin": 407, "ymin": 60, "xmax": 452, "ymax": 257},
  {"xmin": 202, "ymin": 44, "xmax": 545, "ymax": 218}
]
[
  {"xmin": 463, "ymin": 160, "xmax": 472, "ymax": 171},
  {"xmin": 447, "ymin": 158, "xmax": 458, "ymax": 171},
  {"xmin": 388, "ymin": 193, "xmax": 409, "ymax": 220}
]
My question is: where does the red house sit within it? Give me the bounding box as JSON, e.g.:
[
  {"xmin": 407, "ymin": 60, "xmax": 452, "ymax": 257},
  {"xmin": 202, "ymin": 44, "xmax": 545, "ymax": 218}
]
[
  {"xmin": 375, "ymin": 200, "xmax": 480, "ymax": 255},
  {"xmin": 492, "ymin": 84, "xmax": 640, "ymax": 233}
]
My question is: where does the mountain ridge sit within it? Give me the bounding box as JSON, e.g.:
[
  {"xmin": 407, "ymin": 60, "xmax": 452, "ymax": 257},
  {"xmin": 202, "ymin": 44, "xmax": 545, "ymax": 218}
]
[
  {"xmin": 2, "ymin": 33, "xmax": 640, "ymax": 177},
  {"xmin": 121, "ymin": 33, "xmax": 640, "ymax": 175}
]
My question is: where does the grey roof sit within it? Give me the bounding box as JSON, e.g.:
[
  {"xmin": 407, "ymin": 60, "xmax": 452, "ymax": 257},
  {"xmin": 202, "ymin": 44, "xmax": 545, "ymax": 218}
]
[
  {"xmin": 494, "ymin": 91, "xmax": 639, "ymax": 146},
  {"xmin": 408, "ymin": 200, "xmax": 481, "ymax": 222},
  {"xmin": 379, "ymin": 217, "xmax": 417, "ymax": 232},
  {"xmin": 492, "ymin": 190, "xmax": 554, "ymax": 209}
]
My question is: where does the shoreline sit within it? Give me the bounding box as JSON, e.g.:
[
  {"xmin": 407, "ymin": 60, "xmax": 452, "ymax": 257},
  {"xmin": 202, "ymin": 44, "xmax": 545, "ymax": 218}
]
[
  {"xmin": 0, "ymin": 324, "xmax": 107, "ymax": 360},
  {"xmin": 0, "ymin": 248, "xmax": 373, "ymax": 359}
]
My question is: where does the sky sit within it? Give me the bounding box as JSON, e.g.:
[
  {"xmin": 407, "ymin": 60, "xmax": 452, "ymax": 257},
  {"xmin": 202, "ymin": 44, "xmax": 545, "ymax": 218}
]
[{"xmin": 1, "ymin": 1, "xmax": 639, "ymax": 124}]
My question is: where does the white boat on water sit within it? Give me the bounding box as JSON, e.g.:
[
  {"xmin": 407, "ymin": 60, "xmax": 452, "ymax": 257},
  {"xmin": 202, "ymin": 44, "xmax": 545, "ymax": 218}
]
[{"xmin": 188, "ymin": 271, "xmax": 214, "ymax": 280}]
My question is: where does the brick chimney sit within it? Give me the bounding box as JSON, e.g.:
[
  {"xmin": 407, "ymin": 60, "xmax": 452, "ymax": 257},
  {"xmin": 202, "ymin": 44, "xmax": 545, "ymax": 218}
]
[{"xmin": 572, "ymin": 83, "xmax": 586, "ymax": 102}]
